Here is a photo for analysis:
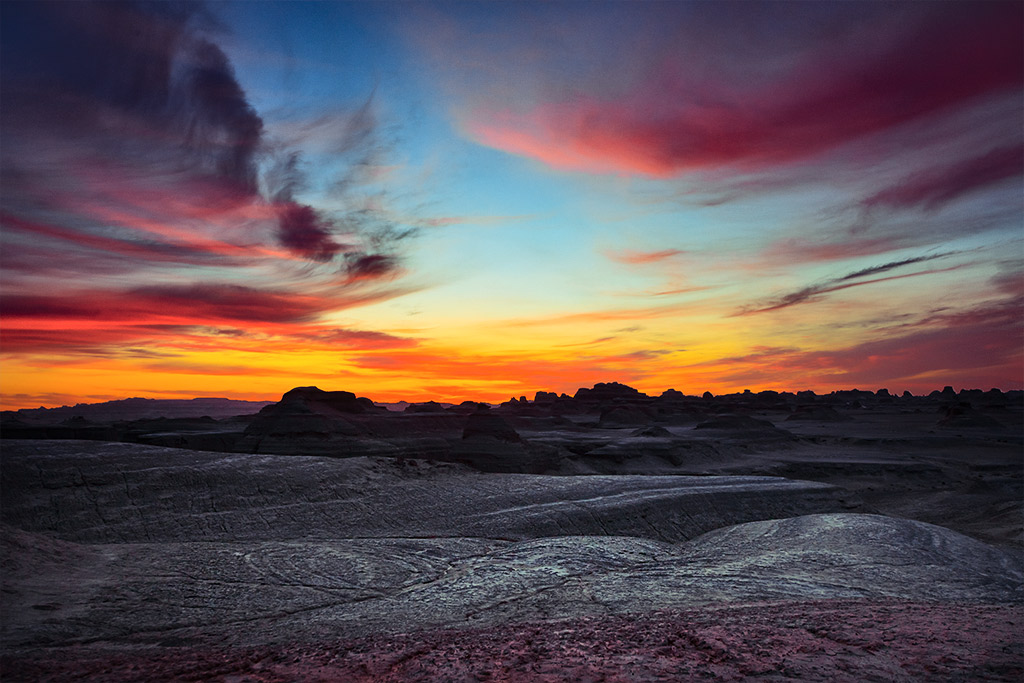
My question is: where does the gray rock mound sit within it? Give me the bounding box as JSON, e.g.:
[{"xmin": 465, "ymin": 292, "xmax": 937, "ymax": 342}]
[
  {"xmin": 3, "ymin": 514, "xmax": 1019, "ymax": 650},
  {"xmin": 677, "ymin": 513, "xmax": 1024, "ymax": 603}
]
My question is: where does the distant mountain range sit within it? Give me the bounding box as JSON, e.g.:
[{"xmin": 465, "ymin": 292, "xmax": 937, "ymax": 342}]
[{"xmin": 4, "ymin": 397, "xmax": 273, "ymax": 423}]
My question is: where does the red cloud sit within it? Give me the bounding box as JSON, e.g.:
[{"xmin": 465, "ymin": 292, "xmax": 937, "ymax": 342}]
[
  {"xmin": 1, "ymin": 284, "xmax": 329, "ymax": 327},
  {"xmin": 464, "ymin": 4, "xmax": 1023, "ymax": 177}
]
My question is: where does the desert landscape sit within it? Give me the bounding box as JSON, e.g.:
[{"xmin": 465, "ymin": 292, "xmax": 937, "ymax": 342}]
[
  {"xmin": 2, "ymin": 383, "xmax": 1021, "ymax": 681},
  {"xmin": 2, "ymin": 1, "xmax": 1022, "ymax": 680}
]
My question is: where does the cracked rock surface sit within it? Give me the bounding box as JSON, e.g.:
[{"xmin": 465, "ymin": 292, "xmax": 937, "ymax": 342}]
[
  {"xmin": 3, "ymin": 513, "xmax": 1020, "ymax": 652},
  {"xmin": 1, "ymin": 440, "xmax": 848, "ymax": 544},
  {"xmin": 2, "ymin": 436, "xmax": 1022, "ymax": 680}
]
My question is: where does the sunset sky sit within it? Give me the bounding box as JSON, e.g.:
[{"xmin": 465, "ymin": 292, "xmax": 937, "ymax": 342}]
[{"xmin": 1, "ymin": 1, "xmax": 1022, "ymax": 408}]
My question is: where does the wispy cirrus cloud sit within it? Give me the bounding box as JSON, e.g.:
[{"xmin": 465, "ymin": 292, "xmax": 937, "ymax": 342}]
[
  {"xmin": 760, "ymin": 236, "xmax": 907, "ymax": 267},
  {"xmin": 736, "ymin": 252, "xmax": 962, "ymax": 315},
  {"xmin": 0, "ymin": 211, "xmax": 261, "ymax": 267}
]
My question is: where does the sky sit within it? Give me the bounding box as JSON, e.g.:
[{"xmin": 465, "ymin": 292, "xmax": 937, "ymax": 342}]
[{"xmin": 1, "ymin": 0, "xmax": 1022, "ymax": 408}]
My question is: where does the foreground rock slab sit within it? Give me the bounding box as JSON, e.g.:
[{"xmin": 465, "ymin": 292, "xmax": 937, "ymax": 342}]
[
  {"xmin": 1, "ymin": 440, "xmax": 853, "ymax": 544},
  {"xmin": 3, "ymin": 514, "xmax": 1020, "ymax": 651}
]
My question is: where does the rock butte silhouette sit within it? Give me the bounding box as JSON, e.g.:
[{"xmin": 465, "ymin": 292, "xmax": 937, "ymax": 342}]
[{"xmin": 2, "ymin": 382, "xmax": 1021, "ymax": 681}]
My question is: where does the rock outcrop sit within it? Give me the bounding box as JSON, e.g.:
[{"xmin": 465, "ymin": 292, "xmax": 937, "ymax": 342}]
[
  {"xmin": 236, "ymin": 387, "xmax": 396, "ymax": 456},
  {"xmin": 574, "ymin": 382, "xmax": 648, "ymax": 402}
]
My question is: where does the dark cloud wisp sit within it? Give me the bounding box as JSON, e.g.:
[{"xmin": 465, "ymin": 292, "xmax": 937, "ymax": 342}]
[
  {"xmin": 0, "ymin": 0, "xmax": 264, "ymax": 197},
  {"xmin": 863, "ymin": 145, "xmax": 1024, "ymax": 211},
  {"xmin": 737, "ymin": 252, "xmax": 961, "ymax": 315}
]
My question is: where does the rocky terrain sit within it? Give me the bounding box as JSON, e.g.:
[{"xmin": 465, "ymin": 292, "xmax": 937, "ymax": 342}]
[{"xmin": 2, "ymin": 383, "xmax": 1022, "ymax": 680}]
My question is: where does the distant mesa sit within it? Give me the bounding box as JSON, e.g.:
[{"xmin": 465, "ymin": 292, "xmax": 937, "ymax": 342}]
[
  {"xmin": 403, "ymin": 401, "xmax": 448, "ymax": 413},
  {"xmin": 574, "ymin": 382, "xmax": 648, "ymax": 401},
  {"xmin": 277, "ymin": 386, "xmax": 377, "ymax": 414},
  {"xmin": 239, "ymin": 386, "xmax": 384, "ymax": 454},
  {"xmin": 450, "ymin": 400, "xmax": 490, "ymax": 414},
  {"xmin": 1, "ymin": 396, "xmax": 272, "ymax": 422}
]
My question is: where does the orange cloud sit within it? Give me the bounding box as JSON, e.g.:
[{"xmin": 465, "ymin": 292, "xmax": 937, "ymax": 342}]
[{"xmin": 605, "ymin": 248, "xmax": 685, "ymax": 265}]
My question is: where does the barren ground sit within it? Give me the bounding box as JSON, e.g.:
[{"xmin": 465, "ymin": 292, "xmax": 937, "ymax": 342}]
[{"xmin": 2, "ymin": 388, "xmax": 1021, "ymax": 680}]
